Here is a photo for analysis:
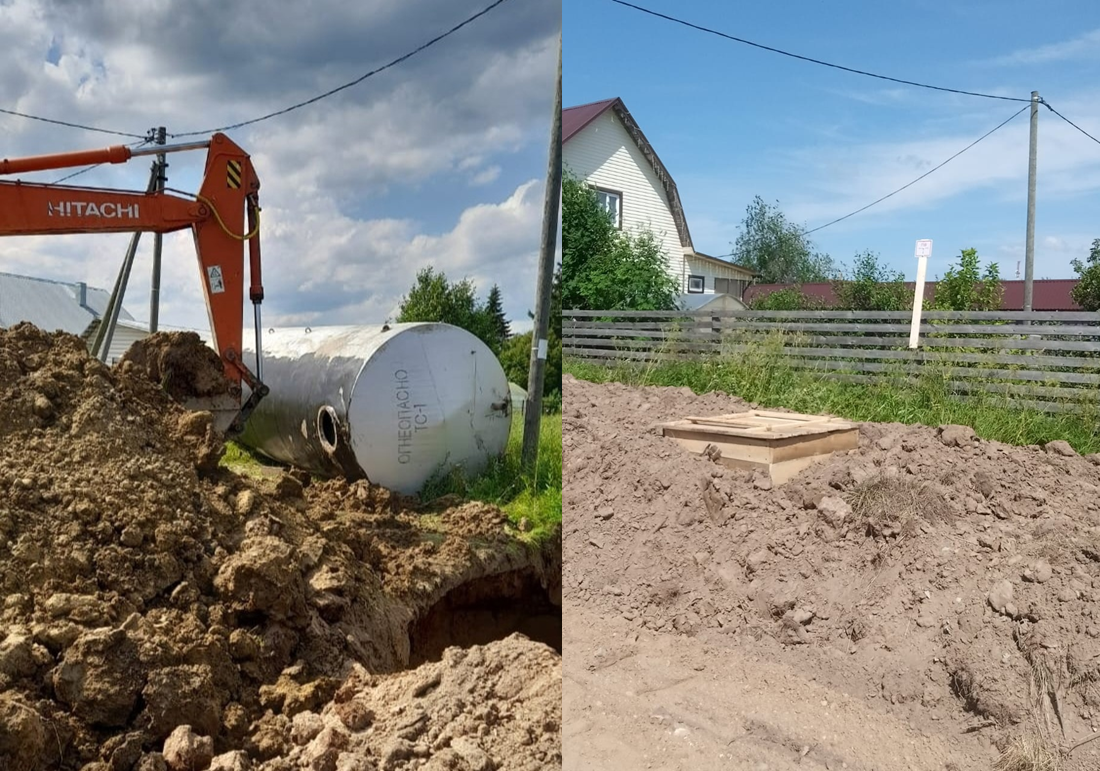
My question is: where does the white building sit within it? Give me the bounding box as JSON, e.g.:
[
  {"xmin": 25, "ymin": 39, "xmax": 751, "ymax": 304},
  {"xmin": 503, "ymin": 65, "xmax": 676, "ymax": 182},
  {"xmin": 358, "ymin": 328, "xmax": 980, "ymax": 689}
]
[
  {"xmin": 0, "ymin": 271, "xmax": 147, "ymax": 363},
  {"xmin": 563, "ymin": 97, "xmax": 756, "ymax": 300}
]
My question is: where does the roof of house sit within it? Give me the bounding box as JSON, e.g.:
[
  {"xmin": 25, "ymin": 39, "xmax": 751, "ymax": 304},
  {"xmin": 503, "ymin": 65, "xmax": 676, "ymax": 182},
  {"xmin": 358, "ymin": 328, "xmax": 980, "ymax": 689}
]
[
  {"xmin": 744, "ymin": 279, "xmax": 1082, "ymax": 312},
  {"xmin": 563, "ymin": 97, "xmax": 694, "ymax": 252},
  {"xmin": 689, "ymin": 251, "xmax": 759, "ymax": 276},
  {"xmin": 0, "ymin": 271, "xmax": 136, "ymax": 336},
  {"xmin": 564, "ymin": 98, "xmax": 619, "ymax": 143}
]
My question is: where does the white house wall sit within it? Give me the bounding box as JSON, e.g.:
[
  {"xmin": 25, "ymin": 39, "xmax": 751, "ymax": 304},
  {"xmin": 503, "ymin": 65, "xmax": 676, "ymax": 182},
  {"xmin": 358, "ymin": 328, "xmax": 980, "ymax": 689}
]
[
  {"xmin": 685, "ymin": 255, "xmax": 755, "ymax": 296},
  {"xmin": 564, "ymin": 110, "xmax": 687, "ymax": 287},
  {"xmin": 103, "ymin": 325, "xmax": 148, "ymax": 365}
]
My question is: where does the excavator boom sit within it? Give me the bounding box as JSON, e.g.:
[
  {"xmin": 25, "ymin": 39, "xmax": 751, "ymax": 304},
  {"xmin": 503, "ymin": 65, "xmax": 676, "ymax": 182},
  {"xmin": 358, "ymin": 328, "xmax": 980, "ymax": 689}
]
[
  {"xmin": 0, "ymin": 184, "xmax": 198, "ymax": 235},
  {"xmin": 0, "ymin": 133, "xmax": 268, "ymax": 435}
]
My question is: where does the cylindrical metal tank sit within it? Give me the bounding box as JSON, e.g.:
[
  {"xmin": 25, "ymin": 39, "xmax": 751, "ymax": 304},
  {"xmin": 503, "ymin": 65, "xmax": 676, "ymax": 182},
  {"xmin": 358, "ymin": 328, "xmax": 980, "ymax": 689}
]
[{"xmin": 238, "ymin": 323, "xmax": 513, "ymax": 494}]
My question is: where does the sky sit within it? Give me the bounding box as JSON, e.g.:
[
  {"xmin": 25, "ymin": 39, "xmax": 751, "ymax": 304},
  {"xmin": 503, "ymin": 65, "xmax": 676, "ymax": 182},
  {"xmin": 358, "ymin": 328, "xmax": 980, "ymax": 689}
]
[
  {"xmin": 564, "ymin": 0, "xmax": 1100, "ymax": 284},
  {"xmin": 0, "ymin": 0, "xmax": 560, "ymax": 337}
]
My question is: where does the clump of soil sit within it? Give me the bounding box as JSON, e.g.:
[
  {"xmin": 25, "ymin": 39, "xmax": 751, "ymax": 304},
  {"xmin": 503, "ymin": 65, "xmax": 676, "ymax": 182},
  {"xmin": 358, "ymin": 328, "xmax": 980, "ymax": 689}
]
[
  {"xmin": 0, "ymin": 324, "xmax": 560, "ymax": 769},
  {"xmin": 119, "ymin": 331, "xmax": 233, "ymax": 400},
  {"xmin": 564, "ymin": 373, "xmax": 1100, "ymax": 769}
]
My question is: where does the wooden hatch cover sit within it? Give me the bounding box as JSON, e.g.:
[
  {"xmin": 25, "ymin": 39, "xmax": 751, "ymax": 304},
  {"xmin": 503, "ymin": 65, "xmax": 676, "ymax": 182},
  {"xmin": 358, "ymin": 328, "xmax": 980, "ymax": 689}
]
[{"xmin": 660, "ymin": 410, "xmax": 859, "ymax": 485}]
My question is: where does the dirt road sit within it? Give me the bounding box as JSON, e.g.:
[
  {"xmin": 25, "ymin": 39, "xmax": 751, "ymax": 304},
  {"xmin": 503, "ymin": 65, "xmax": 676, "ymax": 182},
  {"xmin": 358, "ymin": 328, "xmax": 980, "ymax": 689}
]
[{"xmin": 565, "ymin": 608, "xmax": 983, "ymax": 770}]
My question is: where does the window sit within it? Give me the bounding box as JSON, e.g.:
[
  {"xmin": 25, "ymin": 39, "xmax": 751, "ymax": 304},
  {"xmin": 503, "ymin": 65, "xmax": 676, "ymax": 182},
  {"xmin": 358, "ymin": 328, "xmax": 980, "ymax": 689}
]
[
  {"xmin": 687, "ymin": 274, "xmax": 705, "ymax": 293},
  {"xmin": 713, "ymin": 277, "xmax": 748, "ymax": 298},
  {"xmin": 595, "ymin": 188, "xmax": 622, "ymax": 229}
]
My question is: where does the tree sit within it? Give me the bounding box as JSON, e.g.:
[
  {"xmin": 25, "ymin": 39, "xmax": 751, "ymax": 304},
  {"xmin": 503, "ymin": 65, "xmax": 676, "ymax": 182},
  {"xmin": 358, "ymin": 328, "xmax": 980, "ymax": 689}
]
[
  {"xmin": 833, "ymin": 250, "xmax": 910, "ymax": 311},
  {"xmin": 396, "ymin": 267, "xmax": 498, "ymax": 352},
  {"xmin": 930, "ymin": 248, "xmax": 1002, "ymax": 311},
  {"xmin": 732, "ymin": 196, "xmax": 835, "ymax": 284},
  {"xmin": 485, "ymin": 285, "xmax": 510, "ymax": 351},
  {"xmin": 562, "ymin": 174, "xmax": 616, "ymax": 310},
  {"xmin": 562, "ymin": 174, "xmax": 678, "ymax": 311},
  {"xmin": 1070, "ymin": 239, "xmax": 1100, "ymax": 311}
]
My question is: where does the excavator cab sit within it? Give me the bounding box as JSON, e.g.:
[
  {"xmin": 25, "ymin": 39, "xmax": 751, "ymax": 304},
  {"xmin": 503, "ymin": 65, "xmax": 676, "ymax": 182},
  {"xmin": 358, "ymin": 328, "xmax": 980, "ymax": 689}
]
[{"xmin": 0, "ymin": 133, "xmax": 269, "ymax": 435}]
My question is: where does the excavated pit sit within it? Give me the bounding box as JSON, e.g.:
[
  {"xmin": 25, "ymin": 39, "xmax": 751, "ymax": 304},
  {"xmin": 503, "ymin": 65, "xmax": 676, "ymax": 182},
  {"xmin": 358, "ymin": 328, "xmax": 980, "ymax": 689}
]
[
  {"xmin": 0, "ymin": 325, "xmax": 562, "ymax": 771},
  {"xmin": 408, "ymin": 569, "xmax": 563, "ymax": 667}
]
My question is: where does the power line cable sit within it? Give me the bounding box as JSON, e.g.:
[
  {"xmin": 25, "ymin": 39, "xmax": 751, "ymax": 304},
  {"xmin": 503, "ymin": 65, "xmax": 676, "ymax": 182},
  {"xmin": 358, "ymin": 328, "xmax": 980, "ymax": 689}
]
[
  {"xmin": 46, "ymin": 164, "xmax": 107, "ymax": 186},
  {"xmin": 0, "ymin": 107, "xmax": 146, "ymax": 139},
  {"xmin": 1043, "ymin": 102, "xmax": 1100, "ymax": 147},
  {"xmin": 608, "ymin": 0, "xmax": 1031, "ymax": 103},
  {"xmin": 802, "ymin": 104, "xmax": 1029, "ymax": 234},
  {"xmin": 171, "ymin": 0, "xmax": 514, "ymax": 138}
]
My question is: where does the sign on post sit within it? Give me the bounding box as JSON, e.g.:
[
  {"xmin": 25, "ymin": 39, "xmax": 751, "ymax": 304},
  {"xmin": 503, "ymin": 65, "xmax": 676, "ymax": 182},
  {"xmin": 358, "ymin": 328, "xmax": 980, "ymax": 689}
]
[{"xmin": 909, "ymin": 239, "xmax": 932, "ymax": 349}]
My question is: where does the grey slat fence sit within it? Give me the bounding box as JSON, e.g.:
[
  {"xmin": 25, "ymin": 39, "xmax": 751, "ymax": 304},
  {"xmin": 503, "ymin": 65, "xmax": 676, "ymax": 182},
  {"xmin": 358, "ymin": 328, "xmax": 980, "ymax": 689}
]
[{"xmin": 564, "ymin": 309, "xmax": 1100, "ymax": 414}]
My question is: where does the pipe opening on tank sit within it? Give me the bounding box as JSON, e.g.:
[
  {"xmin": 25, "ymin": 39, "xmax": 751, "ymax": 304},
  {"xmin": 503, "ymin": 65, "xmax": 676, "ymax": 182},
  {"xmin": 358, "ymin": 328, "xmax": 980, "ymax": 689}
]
[{"xmin": 318, "ymin": 406, "xmax": 340, "ymax": 452}]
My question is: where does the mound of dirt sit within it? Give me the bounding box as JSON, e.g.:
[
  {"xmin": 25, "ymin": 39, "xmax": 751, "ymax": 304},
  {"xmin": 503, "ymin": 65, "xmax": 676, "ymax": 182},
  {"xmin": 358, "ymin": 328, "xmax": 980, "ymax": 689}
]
[
  {"xmin": 249, "ymin": 634, "xmax": 561, "ymax": 771},
  {"xmin": 0, "ymin": 324, "xmax": 560, "ymax": 770},
  {"xmin": 564, "ymin": 374, "xmax": 1100, "ymax": 769}
]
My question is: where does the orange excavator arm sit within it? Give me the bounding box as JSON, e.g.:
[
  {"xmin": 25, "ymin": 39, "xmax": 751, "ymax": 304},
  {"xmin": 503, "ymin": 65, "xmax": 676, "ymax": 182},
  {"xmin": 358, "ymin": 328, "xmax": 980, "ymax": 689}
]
[{"xmin": 0, "ymin": 133, "xmax": 268, "ymax": 434}]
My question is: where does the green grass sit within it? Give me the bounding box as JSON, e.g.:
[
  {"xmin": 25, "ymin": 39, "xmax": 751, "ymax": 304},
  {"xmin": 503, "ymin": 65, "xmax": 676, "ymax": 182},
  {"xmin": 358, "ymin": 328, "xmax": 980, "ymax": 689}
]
[
  {"xmin": 421, "ymin": 414, "xmax": 562, "ymax": 542},
  {"xmin": 566, "ymin": 337, "xmax": 1100, "ymax": 454},
  {"xmin": 220, "ymin": 441, "xmax": 283, "ymax": 478}
]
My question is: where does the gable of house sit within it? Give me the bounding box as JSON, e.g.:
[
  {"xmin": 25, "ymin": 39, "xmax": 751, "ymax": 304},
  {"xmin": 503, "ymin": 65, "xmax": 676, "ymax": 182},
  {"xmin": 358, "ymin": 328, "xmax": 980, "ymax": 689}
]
[
  {"xmin": 564, "ymin": 99, "xmax": 690, "ymax": 280},
  {"xmin": 564, "ymin": 97, "xmax": 755, "ymax": 298}
]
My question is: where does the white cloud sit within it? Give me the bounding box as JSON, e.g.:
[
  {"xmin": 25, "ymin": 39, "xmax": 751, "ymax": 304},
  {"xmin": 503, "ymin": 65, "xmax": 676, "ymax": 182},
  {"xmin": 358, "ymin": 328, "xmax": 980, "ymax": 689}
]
[
  {"xmin": 993, "ymin": 233, "xmax": 1095, "ymax": 279},
  {"xmin": 0, "ymin": 0, "xmax": 559, "ymax": 342},
  {"xmin": 825, "ymin": 86, "xmax": 913, "ymax": 107},
  {"xmin": 988, "ymin": 29, "xmax": 1100, "ymax": 66},
  {"xmin": 470, "ymin": 165, "xmax": 502, "ymax": 185},
  {"xmin": 677, "ymin": 88, "xmax": 1100, "ymax": 271},
  {"xmin": 780, "ymin": 100, "xmax": 1100, "ymax": 231}
]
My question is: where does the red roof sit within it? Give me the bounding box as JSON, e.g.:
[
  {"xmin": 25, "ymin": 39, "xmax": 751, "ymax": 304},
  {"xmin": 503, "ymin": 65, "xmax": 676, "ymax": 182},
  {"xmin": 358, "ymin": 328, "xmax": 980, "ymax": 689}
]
[
  {"xmin": 564, "ymin": 98, "xmax": 619, "ymax": 143},
  {"xmin": 744, "ymin": 279, "xmax": 1082, "ymax": 311}
]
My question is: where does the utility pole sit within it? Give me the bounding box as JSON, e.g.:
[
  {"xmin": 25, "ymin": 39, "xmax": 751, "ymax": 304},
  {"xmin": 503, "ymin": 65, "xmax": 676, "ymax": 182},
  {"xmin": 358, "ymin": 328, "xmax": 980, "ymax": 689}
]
[
  {"xmin": 1023, "ymin": 91, "xmax": 1039, "ymax": 314},
  {"xmin": 149, "ymin": 126, "xmax": 167, "ymax": 332},
  {"xmin": 522, "ymin": 34, "xmax": 562, "ymax": 468},
  {"xmin": 92, "ymin": 162, "xmax": 159, "ymax": 362}
]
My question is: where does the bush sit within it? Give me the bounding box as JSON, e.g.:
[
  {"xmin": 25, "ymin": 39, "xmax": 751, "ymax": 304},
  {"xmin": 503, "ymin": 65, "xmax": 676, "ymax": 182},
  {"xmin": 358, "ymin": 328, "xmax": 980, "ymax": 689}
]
[
  {"xmin": 562, "ymin": 174, "xmax": 678, "ymax": 311},
  {"xmin": 833, "ymin": 250, "xmax": 910, "ymax": 311},
  {"xmin": 930, "ymin": 248, "xmax": 1002, "ymax": 311},
  {"xmin": 749, "ymin": 287, "xmax": 824, "ymax": 311}
]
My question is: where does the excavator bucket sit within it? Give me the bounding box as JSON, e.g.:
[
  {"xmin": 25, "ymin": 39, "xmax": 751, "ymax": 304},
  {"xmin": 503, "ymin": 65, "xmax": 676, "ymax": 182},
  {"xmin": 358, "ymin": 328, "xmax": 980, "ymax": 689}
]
[{"xmin": 181, "ymin": 395, "xmax": 243, "ymax": 436}]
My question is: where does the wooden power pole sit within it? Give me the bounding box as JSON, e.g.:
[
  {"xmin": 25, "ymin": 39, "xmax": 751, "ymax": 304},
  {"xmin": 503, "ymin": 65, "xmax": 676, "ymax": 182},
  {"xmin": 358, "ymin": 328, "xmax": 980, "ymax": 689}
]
[{"xmin": 522, "ymin": 34, "xmax": 563, "ymax": 467}]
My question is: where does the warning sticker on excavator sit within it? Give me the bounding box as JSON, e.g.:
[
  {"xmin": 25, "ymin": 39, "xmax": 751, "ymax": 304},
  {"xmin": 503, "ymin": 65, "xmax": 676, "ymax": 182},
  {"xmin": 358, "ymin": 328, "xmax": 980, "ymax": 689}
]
[
  {"xmin": 207, "ymin": 265, "xmax": 225, "ymax": 294},
  {"xmin": 227, "ymin": 160, "xmax": 242, "ymax": 189}
]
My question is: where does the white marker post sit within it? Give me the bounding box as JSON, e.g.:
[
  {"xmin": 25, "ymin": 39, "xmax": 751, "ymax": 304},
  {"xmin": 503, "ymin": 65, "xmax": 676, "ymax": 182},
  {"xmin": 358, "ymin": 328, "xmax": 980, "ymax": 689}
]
[{"xmin": 909, "ymin": 239, "xmax": 932, "ymax": 349}]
